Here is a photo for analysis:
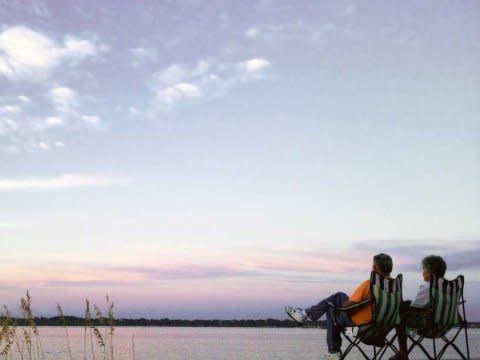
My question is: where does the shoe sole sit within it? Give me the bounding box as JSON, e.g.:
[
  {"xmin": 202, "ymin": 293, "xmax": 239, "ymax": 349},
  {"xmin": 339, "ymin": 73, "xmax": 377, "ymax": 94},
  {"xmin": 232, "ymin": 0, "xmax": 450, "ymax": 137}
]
[{"xmin": 285, "ymin": 306, "xmax": 304, "ymax": 325}]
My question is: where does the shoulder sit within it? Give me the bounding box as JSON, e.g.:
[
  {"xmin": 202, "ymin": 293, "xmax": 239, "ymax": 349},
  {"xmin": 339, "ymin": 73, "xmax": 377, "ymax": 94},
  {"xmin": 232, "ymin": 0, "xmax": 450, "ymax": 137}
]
[
  {"xmin": 418, "ymin": 283, "xmax": 429, "ymax": 291},
  {"xmin": 357, "ymin": 279, "xmax": 370, "ymax": 289},
  {"xmin": 415, "ymin": 283, "xmax": 430, "ymax": 298},
  {"xmin": 358, "ymin": 279, "xmax": 371, "ymax": 292}
]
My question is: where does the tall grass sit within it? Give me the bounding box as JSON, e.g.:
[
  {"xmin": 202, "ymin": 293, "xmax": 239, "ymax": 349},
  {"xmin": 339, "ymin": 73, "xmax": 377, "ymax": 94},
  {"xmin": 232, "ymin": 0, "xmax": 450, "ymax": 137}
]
[{"xmin": 0, "ymin": 292, "xmax": 132, "ymax": 360}]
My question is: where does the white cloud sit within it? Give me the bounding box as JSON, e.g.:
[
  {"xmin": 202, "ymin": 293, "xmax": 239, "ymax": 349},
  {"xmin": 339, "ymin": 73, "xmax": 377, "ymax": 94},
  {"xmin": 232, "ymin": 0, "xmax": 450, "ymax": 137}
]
[
  {"xmin": 150, "ymin": 57, "xmax": 271, "ymax": 112},
  {"xmin": 154, "ymin": 83, "xmax": 203, "ymax": 107},
  {"xmin": 18, "ymin": 95, "xmax": 31, "ymax": 103},
  {"xmin": 45, "ymin": 116, "xmax": 64, "ymax": 127},
  {"xmin": 245, "ymin": 28, "xmax": 260, "ymax": 38},
  {"xmin": 0, "ymin": 174, "xmax": 132, "ymax": 191},
  {"xmin": 243, "ymin": 58, "xmax": 271, "ymax": 72},
  {"xmin": 153, "ymin": 64, "xmax": 188, "ymax": 85},
  {"xmin": 128, "ymin": 107, "xmax": 139, "ymax": 115},
  {"xmin": 36, "ymin": 142, "xmax": 50, "ymax": 150},
  {"xmin": 0, "ymin": 118, "xmax": 19, "ymax": 135},
  {"xmin": 21, "ymin": 140, "xmax": 66, "ymax": 152},
  {"xmin": 0, "ymin": 26, "xmax": 102, "ymax": 81},
  {"xmin": 63, "ymin": 36, "xmax": 97, "ymax": 58},
  {"xmin": 50, "ymin": 86, "xmax": 77, "ymax": 113},
  {"xmin": 0, "ymin": 105, "xmax": 21, "ymax": 115},
  {"xmin": 82, "ymin": 115, "xmax": 102, "ymax": 127},
  {"xmin": 131, "ymin": 47, "xmax": 158, "ymax": 64}
]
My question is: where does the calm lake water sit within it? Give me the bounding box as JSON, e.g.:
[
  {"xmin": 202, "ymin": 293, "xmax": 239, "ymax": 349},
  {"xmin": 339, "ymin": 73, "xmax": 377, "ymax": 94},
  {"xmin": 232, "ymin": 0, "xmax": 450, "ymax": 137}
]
[{"xmin": 15, "ymin": 327, "xmax": 480, "ymax": 360}]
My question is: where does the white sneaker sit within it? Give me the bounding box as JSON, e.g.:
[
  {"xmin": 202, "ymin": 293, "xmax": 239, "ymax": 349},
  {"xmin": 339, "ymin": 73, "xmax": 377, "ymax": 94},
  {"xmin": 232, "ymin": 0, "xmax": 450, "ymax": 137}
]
[
  {"xmin": 323, "ymin": 352, "xmax": 341, "ymax": 360},
  {"xmin": 285, "ymin": 305, "xmax": 308, "ymax": 324}
]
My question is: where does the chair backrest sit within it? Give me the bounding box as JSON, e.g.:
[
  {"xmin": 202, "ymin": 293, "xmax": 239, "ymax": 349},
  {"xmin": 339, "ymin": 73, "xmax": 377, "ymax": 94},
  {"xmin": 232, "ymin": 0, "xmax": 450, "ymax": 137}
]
[
  {"xmin": 430, "ymin": 275, "xmax": 464, "ymax": 327},
  {"xmin": 371, "ymin": 271, "xmax": 403, "ymax": 327},
  {"xmin": 357, "ymin": 272, "xmax": 403, "ymax": 346}
]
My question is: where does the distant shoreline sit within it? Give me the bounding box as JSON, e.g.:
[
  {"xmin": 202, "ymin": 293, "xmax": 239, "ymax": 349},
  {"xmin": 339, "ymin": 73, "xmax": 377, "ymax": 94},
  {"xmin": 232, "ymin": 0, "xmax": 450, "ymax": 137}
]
[{"xmin": 13, "ymin": 317, "xmax": 480, "ymax": 329}]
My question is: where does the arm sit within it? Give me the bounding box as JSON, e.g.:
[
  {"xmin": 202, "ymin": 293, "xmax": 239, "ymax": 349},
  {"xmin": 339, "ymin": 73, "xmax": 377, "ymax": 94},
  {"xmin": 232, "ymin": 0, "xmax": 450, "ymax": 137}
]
[
  {"xmin": 342, "ymin": 299, "xmax": 357, "ymax": 307},
  {"xmin": 336, "ymin": 298, "xmax": 373, "ymax": 312},
  {"xmin": 411, "ymin": 284, "xmax": 429, "ymax": 308}
]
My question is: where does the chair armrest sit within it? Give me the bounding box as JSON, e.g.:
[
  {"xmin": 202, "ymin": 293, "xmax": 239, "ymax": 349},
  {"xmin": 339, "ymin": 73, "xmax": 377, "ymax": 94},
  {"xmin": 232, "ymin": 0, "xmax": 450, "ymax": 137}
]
[{"xmin": 331, "ymin": 298, "xmax": 374, "ymax": 312}]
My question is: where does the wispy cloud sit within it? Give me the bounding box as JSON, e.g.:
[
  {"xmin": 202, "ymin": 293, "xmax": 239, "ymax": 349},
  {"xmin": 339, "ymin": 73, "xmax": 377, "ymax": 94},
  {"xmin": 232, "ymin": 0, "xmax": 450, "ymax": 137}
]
[
  {"xmin": 153, "ymin": 64, "xmax": 193, "ymax": 86},
  {"xmin": 242, "ymin": 58, "xmax": 271, "ymax": 73},
  {"xmin": 110, "ymin": 264, "xmax": 258, "ymax": 281},
  {"xmin": 131, "ymin": 47, "xmax": 159, "ymax": 65},
  {"xmin": 0, "ymin": 84, "xmax": 103, "ymax": 152},
  {"xmin": 154, "ymin": 83, "xmax": 203, "ymax": 107},
  {"xmin": 240, "ymin": 21, "xmax": 338, "ymax": 48},
  {"xmin": 0, "ymin": 26, "xmax": 105, "ymax": 81},
  {"xmin": 245, "ymin": 27, "xmax": 260, "ymax": 38},
  {"xmin": 0, "ymin": 174, "xmax": 132, "ymax": 191},
  {"xmin": 81, "ymin": 114, "xmax": 103, "ymax": 128},
  {"xmin": 0, "ymin": 105, "xmax": 22, "ymax": 115},
  {"xmin": 50, "ymin": 86, "xmax": 77, "ymax": 113},
  {"xmin": 46, "ymin": 280, "xmax": 133, "ymax": 288},
  {"xmin": 150, "ymin": 57, "xmax": 271, "ymax": 111}
]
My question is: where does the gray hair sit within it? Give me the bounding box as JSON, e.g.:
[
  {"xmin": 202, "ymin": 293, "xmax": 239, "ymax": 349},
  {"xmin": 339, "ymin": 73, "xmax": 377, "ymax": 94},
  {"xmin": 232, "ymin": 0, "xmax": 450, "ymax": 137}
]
[
  {"xmin": 422, "ymin": 255, "xmax": 447, "ymax": 278},
  {"xmin": 373, "ymin": 253, "xmax": 393, "ymax": 276}
]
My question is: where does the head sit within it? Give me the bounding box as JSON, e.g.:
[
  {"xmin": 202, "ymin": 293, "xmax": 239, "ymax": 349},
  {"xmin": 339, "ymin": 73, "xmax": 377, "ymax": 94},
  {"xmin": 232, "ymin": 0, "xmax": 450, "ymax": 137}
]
[
  {"xmin": 372, "ymin": 253, "xmax": 393, "ymax": 277},
  {"xmin": 422, "ymin": 255, "xmax": 447, "ymax": 281}
]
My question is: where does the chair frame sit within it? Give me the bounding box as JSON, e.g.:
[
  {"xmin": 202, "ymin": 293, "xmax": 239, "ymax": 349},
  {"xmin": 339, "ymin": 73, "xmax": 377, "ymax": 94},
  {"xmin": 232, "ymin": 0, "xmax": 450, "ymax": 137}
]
[
  {"xmin": 331, "ymin": 272, "xmax": 403, "ymax": 360},
  {"xmin": 406, "ymin": 275, "xmax": 471, "ymax": 360}
]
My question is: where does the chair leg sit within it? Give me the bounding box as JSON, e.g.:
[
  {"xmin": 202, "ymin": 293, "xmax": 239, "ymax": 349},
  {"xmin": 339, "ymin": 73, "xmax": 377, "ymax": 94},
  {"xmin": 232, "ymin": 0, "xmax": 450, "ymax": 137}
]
[
  {"xmin": 435, "ymin": 326, "xmax": 470, "ymax": 360},
  {"xmin": 464, "ymin": 323, "xmax": 471, "ymax": 360},
  {"xmin": 341, "ymin": 336, "xmax": 370, "ymax": 360},
  {"xmin": 383, "ymin": 338, "xmax": 399, "ymax": 358},
  {"xmin": 377, "ymin": 342, "xmax": 396, "ymax": 360},
  {"xmin": 461, "ymin": 295, "xmax": 471, "ymax": 360},
  {"xmin": 449, "ymin": 343, "xmax": 469, "ymax": 360},
  {"xmin": 340, "ymin": 342, "xmax": 355, "ymax": 360},
  {"xmin": 407, "ymin": 335, "xmax": 435, "ymax": 360}
]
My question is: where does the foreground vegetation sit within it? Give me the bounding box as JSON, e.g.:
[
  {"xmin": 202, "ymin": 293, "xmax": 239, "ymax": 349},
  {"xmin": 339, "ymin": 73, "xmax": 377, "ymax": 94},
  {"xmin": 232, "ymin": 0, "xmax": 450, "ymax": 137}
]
[{"xmin": 0, "ymin": 291, "xmax": 124, "ymax": 360}]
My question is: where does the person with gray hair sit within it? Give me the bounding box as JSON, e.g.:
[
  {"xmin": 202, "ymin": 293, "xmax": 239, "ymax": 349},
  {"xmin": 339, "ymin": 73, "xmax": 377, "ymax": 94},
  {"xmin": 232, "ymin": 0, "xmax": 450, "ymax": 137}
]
[
  {"xmin": 390, "ymin": 255, "xmax": 448, "ymax": 360},
  {"xmin": 285, "ymin": 253, "xmax": 393, "ymax": 360}
]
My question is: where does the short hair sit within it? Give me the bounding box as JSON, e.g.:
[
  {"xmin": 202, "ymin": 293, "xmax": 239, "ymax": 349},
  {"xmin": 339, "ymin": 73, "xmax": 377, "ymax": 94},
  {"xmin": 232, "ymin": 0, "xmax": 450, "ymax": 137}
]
[
  {"xmin": 422, "ymin": 255, "xmax": 447, "ymax": 278},
  {"xmin": 373, "ymin": 253, "xmax": 393, "ymax": 276}
]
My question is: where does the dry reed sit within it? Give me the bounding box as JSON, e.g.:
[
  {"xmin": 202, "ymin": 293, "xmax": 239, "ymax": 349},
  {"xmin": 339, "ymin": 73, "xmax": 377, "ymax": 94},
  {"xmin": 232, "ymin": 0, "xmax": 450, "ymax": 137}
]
[{"xmin": 0, "ymin": 292, "xmax": 134, "ymax": 360}]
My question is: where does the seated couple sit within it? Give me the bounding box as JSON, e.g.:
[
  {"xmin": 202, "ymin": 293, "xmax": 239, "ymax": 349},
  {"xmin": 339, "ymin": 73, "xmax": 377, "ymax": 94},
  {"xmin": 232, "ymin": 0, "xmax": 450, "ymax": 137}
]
[{"xmin": 285, "ymin": 253, "xmax": 447, "ymax": 360}]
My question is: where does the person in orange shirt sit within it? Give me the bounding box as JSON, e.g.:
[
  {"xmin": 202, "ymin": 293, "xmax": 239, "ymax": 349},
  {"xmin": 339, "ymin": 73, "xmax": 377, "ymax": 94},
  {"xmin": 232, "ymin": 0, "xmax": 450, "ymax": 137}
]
[{"xmin": 285, "ymin": 253, "xmax": 393, "ymax": 360}]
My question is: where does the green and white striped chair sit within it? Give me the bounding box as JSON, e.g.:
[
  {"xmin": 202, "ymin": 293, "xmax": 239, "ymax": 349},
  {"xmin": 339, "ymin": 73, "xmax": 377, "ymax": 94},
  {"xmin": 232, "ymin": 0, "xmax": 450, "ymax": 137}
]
[
  {"xmin": 407, "ymin": 275, "xmax": 471, "ymax": 360},
  {"xmin": 332, "ymin": 271, "xmax": 403, "ymax": 360}
]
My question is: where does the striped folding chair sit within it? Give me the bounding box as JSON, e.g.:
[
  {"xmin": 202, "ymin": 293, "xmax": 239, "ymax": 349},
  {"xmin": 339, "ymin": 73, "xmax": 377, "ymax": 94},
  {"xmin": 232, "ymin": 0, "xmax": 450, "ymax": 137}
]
[
  {"xmin": 407, "ymin": 275, "xmax": 470, "ymax": 360},
  {"xmin": 331, "ymin": 272, "xmax": 403, "ymax": 360}
]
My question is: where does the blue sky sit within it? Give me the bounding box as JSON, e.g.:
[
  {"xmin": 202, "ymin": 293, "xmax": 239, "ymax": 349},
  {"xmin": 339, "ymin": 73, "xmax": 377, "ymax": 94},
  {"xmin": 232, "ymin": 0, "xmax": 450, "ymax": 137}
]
[{"xmin": 0, "ymin": 0, "xmax": 479, "ymax": 319}]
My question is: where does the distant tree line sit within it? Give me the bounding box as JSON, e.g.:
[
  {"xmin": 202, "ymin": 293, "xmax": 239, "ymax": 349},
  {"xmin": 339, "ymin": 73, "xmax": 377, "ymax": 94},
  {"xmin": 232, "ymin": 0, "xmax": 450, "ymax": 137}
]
[
  {"xmin": 11, "ymin": 317, "xmax": 480, "ymax": 328},
  {"xmin": 13, "ymin": 316, "xmax": 327, "ymax": 328}
]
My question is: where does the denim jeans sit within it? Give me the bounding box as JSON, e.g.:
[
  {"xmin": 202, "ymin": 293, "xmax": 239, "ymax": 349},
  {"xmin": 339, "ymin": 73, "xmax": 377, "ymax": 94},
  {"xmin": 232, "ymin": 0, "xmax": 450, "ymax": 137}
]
[{"xmin": 305, "ymin": 292, "xmax": 354, "ymax": 353}]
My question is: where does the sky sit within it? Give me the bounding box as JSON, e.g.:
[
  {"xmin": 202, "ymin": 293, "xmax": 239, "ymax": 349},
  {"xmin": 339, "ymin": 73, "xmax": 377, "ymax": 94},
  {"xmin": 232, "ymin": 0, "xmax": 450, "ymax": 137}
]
[{"xmin": 0, "ymin": 0, "xmax": 479, "ymax": 320}]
